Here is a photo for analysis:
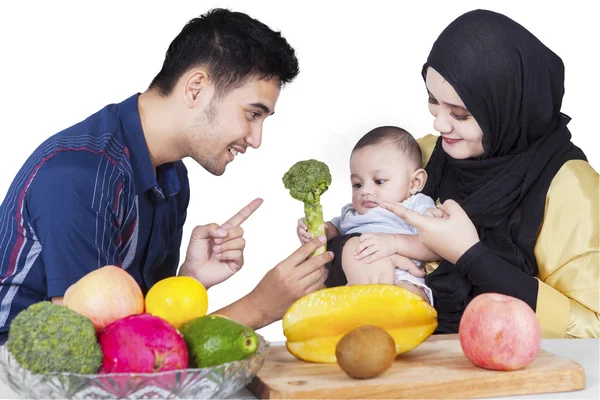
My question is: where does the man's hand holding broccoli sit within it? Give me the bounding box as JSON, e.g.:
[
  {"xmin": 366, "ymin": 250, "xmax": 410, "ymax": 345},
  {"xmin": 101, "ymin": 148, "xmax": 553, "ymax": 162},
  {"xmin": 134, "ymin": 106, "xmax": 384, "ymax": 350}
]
[{"xmin": 283, "ymin": 159, "xmax": 333, "ymax": 256}]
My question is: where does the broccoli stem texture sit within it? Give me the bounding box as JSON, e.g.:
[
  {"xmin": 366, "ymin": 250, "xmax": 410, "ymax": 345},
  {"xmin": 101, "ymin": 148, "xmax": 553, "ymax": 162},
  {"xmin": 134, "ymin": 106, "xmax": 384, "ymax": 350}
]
[{"xmin": 304, "ymin": 202, "xmax": 326, "ymax": 255}]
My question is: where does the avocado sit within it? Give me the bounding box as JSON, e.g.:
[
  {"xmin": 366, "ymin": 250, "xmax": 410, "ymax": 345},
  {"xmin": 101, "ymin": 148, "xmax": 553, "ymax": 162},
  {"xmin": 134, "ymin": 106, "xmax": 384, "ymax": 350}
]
[{"xmin": 180, "ymin": 315, "xmax": 258, "ymax": 368}]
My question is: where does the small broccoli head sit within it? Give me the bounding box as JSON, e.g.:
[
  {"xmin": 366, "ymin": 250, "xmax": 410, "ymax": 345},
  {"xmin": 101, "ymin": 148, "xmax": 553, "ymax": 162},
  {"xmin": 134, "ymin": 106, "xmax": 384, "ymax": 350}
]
[
  {"xmin": 282, "ymin": 159, "xmax": 332, "ymax": 204},
  {"xmin": 7, "ymin": 301, "xmax": 103, "ymax": 374}
]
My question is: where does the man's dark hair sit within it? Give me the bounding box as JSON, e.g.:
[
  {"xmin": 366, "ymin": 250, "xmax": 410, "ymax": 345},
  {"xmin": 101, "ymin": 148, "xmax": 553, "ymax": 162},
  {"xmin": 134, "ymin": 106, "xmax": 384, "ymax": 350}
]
[
  {"xmin": 353, "ymin": 126, "xmax": 422, "ymax": 168},
  {"xmin": 149, "ymin": 8, "xmax": 299, "ymax": 97}
]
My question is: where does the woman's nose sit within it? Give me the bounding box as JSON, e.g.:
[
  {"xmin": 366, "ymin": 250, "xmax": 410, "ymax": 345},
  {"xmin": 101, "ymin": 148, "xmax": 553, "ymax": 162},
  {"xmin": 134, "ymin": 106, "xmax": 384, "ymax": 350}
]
[{"xmin": 433, "ymin": 111, "xmax": 453, "ymax": 134}]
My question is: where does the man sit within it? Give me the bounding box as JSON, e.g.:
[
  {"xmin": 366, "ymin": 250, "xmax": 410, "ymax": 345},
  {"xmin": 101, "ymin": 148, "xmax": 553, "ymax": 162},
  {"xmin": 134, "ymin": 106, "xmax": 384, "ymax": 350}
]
[{"xmin": 0, "ymin": 8, "xmax": 333, "ymax": 343}]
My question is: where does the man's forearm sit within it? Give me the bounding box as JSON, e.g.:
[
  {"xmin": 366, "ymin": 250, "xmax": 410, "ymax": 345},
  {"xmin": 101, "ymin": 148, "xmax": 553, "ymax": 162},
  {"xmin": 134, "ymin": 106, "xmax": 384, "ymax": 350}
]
[
  {"xmin": 210, "ymin": 291, "xmax": 274, "ymax": 330},
  {"xmin": 395, "ymin": 234, "xmax": 440, "ymax": 261}
]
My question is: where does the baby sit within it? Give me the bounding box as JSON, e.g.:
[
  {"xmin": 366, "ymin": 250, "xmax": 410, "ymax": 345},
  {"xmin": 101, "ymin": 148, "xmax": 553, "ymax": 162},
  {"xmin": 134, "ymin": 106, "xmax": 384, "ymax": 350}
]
[{"xmin": 297, "ymin": 126, "xmax": 439, "ymax": 304}]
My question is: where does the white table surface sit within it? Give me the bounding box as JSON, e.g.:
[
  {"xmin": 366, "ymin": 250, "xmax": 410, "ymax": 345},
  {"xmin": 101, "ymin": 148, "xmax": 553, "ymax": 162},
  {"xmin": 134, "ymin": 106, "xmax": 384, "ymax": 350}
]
[{"xmin": 1, "ymin": 338, "xmax": 598, "ymax": 399}]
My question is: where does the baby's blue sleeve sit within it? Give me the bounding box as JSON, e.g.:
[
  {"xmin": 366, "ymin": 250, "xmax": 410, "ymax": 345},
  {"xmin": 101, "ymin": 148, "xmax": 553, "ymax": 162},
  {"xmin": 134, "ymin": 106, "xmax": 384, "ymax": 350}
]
[
  {"xmin": 329, "ymin": 203, "xmax": 353, "ymax": 235},
  {"xmin": 413, "ymin": 194, "xmax": 437, "ymax": 215},
  {"xmin": 330, "ymin": 216, "xmax": 341, "ymax": 232},
  {"xmin": 406, "ymin": 194, "xmax": 437, "ymax": 234}
]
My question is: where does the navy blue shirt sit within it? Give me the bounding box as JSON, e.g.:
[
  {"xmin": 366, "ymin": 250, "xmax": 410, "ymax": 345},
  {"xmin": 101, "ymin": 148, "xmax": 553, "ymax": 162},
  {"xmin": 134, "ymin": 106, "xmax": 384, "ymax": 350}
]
[{"xmin": 0, "ymin": 94, "xmax": 189, "ymax": 343}]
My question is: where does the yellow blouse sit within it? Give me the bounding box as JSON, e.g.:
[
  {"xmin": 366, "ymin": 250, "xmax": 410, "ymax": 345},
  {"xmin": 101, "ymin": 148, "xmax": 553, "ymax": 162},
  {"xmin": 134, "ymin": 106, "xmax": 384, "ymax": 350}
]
[{"xmin": 418, "ymin": 134, "xmax": 599, "ymax": 338}]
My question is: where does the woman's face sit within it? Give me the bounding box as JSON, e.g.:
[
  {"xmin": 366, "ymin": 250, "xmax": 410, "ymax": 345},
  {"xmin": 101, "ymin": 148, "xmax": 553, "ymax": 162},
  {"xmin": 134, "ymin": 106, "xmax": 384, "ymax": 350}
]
[{"xmin": 425, "ymin": 67, "xmax": 485, "ymax": 159}]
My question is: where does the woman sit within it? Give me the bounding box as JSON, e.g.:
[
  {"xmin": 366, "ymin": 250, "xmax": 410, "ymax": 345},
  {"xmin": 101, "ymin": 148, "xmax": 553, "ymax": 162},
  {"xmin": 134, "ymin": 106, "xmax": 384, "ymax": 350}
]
[{"xmin": 381, "ymin": 9, "xmax": 598, "ymax": 338}]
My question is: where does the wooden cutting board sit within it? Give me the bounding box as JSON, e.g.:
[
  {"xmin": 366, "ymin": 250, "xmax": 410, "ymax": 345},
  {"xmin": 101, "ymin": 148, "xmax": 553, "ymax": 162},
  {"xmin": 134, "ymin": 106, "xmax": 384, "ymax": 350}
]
[{"xmin": 247, "ymin": 334, "xmax": 585, "ymax": 399}]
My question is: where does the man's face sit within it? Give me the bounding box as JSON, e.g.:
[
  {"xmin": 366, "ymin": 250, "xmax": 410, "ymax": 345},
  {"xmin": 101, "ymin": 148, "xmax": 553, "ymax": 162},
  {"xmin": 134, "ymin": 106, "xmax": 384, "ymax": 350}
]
[{"xmin": 188, "ymin": 77, "xmax": 281, "ymax": 176}]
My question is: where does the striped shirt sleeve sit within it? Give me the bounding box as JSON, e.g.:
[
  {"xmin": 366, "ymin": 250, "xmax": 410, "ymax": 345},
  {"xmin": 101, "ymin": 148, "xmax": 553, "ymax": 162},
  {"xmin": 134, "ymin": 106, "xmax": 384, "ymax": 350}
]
[{"xmin": 26, "ymin": 150, "xmax": 125, "ymax": 297}]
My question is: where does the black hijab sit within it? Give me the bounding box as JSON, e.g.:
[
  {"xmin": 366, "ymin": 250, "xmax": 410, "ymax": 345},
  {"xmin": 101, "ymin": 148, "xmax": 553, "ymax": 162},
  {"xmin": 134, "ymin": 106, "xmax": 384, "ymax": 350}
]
[{"xmin": 421, "ymin": 10, "xmax": 587, "ymax": 333}]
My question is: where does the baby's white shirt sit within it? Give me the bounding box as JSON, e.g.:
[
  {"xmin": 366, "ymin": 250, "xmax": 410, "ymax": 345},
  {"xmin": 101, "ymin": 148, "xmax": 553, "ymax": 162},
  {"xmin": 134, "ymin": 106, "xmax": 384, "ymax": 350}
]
[
  {"xmin": 330, "ymin": 193, "xmax": 437, "ymax": 306},
  {"xmin": 330, "ymin": 193, "xmax": 436, "ymax": 236}
]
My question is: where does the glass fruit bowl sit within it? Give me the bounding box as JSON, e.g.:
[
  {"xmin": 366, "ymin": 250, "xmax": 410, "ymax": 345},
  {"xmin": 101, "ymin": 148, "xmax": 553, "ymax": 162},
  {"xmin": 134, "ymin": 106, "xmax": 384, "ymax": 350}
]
[{"xmin": 0, "ymin": 334, "xmax": 269, "ymax": 399}]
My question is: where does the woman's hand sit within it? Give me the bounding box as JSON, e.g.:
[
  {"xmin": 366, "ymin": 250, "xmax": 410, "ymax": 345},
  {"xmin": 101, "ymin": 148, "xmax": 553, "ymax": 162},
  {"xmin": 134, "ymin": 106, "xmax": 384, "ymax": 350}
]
[{"xmin": 379, "ymin": 199, "xmax": 479, "ymax": 264}]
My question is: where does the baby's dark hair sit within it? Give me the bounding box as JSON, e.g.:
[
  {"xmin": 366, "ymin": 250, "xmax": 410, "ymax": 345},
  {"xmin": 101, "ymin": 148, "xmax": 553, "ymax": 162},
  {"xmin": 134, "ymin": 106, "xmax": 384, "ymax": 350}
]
[{"xmin": 352, "ymin": 126, "xmax": 422, "ymax": 169}]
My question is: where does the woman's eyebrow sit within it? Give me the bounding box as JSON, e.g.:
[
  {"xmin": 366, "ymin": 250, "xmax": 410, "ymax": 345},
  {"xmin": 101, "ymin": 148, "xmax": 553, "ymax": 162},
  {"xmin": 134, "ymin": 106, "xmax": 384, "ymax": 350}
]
[
  {"xmin": 446, "ymin": 102, "xmax": 469, "ymax": 112},
  {"xmin": 427, "ymin": 89, "xmax": 469, "ymax": 112}
]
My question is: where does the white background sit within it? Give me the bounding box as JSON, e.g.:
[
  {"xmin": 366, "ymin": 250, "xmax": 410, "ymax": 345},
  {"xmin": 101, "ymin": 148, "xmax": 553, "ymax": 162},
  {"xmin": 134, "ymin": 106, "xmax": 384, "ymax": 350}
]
[{"xmin": 0, "ymin": 1, "xmax": 598, "ymax": 343}]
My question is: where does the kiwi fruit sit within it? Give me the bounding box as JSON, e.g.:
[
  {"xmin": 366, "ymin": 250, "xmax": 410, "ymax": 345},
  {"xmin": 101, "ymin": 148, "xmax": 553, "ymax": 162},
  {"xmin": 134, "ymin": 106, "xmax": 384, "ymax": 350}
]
[{"xmin": 335, "ymin": 325, "xmax": 396, "ymax": 379}]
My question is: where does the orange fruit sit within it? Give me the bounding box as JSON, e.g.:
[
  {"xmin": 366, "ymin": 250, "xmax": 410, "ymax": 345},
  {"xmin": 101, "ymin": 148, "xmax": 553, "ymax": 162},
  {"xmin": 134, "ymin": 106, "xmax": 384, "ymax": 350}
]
[{"xmin": 145, "ymin": 276, "xmax": 208, "ymax": 328}]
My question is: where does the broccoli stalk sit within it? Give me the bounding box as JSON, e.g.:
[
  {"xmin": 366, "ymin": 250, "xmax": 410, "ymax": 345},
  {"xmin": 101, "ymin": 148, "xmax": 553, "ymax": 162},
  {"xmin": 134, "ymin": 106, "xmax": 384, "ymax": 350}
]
[
  {"xmin": 283, "ymin": 159, "xmax": 332, "ymax": 256},
  {"xmin": 304, "ymin": 202, "xmax": 326, "ymax": 253}
]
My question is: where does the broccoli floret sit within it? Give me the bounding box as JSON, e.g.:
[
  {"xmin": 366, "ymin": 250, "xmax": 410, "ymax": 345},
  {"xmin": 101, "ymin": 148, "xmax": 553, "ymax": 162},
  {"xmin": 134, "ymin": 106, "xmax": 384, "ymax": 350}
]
[
  {"xmin": 7, "ymin": 301, "xmax": 102, "ymax": 374},
  {"xmin": 283, "ymin": 159, "xmax": 332, "ymax": 255}
]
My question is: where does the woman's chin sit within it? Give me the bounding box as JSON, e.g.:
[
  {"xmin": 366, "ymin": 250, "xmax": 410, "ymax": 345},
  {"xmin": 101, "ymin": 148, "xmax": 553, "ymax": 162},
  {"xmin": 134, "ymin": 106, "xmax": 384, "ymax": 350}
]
[
  {"xmin": 442, "ymin": 141, "xmax": 464, "ymax": 159},
  {"xmin": 442, "ymin": 142, "xmax": 480, "ymax": 160}
]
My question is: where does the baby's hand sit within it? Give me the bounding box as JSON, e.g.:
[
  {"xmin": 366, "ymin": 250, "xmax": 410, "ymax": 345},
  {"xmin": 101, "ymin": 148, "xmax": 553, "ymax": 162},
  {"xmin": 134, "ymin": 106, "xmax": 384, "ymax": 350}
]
[
  {"xmin": 297, "ymin": 218, "xmax": 313, "ymax": 244},
  {"xmin": 354, "ymin": 233, "xmax": 397, "ymax": 263}
]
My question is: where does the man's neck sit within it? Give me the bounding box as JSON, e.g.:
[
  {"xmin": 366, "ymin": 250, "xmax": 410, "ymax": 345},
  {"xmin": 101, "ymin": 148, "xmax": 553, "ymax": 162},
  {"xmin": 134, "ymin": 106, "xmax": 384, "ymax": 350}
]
[{"xmin": 137, "ymin": 90, "xmax": 187, "ymax": 169}]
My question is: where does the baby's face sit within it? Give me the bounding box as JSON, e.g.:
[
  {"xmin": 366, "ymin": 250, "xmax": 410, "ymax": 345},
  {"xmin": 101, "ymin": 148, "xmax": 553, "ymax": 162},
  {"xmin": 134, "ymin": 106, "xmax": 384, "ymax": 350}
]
[{"xmin": 349, "ymin": 144, "xmax": 414, "ymax": 215}]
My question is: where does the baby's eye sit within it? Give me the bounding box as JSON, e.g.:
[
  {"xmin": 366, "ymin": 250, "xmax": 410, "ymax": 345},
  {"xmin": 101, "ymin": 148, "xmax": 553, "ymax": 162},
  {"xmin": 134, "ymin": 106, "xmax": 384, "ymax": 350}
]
[
  {"xmin": 375, "ymin": 179, "xmax": 386, "ymax": 185},
  {"xmin": 352, "ymin": 183, "xmax": 362, "ymax": 189},
  {"xmin": 428, "ymin": 95, "xmax": 439, "ymax": 105}
]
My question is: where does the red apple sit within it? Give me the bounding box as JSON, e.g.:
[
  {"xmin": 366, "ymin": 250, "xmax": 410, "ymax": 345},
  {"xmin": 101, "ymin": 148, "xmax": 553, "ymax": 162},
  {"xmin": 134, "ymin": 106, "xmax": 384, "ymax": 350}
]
[{"xmin": 459, "ymin": 293, "xmax": 541, "ymax": 371}]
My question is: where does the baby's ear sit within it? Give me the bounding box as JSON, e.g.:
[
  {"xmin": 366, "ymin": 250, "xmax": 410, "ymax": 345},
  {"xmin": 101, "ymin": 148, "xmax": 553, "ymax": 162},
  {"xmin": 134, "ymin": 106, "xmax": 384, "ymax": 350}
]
[{"xmin": 410, "ymin": 168, "xmax": 428, "ymax": 194}]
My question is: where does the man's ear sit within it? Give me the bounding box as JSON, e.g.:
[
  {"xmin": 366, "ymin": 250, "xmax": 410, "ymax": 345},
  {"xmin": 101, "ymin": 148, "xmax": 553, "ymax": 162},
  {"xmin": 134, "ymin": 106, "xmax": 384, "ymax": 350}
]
[
  {"xmin": 409, "ymin": 168, "xmax": 428, "ymax": 194},
  {"xmin": 182, "ymin": 68, "xmax": 211, "ymax": 108}
]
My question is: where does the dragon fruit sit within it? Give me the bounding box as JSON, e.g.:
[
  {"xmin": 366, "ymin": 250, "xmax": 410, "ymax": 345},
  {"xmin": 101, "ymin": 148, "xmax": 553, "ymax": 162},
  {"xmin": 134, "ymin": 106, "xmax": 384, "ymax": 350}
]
[{"xmin": 98, "ymin": 313, "xmax": 188, "ymax": 373}]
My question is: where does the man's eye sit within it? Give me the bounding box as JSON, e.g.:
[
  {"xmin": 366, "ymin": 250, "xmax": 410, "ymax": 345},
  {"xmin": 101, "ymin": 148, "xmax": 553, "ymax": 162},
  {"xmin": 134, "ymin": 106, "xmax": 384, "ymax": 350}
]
[{"xmin": 247, "ymin": 111, "xmax": 261, "ymax": 120}]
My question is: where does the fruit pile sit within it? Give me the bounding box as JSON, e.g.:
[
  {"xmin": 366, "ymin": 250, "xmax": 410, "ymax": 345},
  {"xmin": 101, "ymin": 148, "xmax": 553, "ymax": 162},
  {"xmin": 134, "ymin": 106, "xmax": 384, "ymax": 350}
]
[
  {"xmin": 283, "ymin": 285, "xmax": 542, "ymax": 379},
  {"xmin": 6, "ymin": 266, "xmax": 259, "ymax": 375}
]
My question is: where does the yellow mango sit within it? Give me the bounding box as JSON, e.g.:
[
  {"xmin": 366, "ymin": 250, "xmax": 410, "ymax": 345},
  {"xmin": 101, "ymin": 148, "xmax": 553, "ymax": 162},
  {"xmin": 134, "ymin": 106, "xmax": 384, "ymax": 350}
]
[{"xmin": 283, "ymin": 285, "xmax": 438, "ymax": 363}]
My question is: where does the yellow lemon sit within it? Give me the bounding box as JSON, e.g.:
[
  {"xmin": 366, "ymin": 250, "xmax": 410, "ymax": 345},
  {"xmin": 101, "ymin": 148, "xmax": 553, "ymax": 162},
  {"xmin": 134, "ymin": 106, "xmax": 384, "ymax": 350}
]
[{"xmin": 145, "ymin": 276, "xmax": 208, "ymax": 328}]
